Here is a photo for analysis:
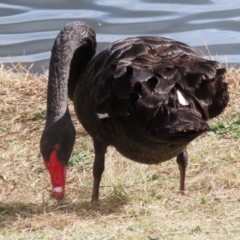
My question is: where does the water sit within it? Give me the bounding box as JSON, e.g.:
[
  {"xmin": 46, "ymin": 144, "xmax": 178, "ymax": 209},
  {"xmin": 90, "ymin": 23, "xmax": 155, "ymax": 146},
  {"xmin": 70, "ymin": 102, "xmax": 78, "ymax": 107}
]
[{"xmin": 0, "ymin": 0, "xmax": 240, "ymax": 73}]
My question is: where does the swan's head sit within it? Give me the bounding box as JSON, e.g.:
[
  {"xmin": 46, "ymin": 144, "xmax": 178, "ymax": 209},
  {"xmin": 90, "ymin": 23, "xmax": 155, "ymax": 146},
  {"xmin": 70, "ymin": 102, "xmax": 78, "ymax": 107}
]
[{"xmin": 40, "ymin": 115, "xmax": 76, "ymax": 199}]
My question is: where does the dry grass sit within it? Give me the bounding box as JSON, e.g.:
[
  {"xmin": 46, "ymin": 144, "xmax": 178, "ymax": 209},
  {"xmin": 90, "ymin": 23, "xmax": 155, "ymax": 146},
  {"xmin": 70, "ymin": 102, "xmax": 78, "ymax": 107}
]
[{"xmin": 0, "ymin": 63, "xmax": 240, "ymax": 240}]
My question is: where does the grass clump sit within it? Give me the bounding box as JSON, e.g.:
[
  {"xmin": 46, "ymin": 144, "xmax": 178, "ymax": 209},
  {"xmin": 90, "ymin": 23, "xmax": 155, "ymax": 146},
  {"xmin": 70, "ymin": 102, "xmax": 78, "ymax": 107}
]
[
  {"xmin": 0, "ymin": 63, "xmax": 240, "ymax": 239},
  {"xmin": 210, "ymin": 117, "xmax": 240, "ymax": 139},
  {"xmin": 68, "ymin": 151, "xmax": 92, "ymax": 167}
]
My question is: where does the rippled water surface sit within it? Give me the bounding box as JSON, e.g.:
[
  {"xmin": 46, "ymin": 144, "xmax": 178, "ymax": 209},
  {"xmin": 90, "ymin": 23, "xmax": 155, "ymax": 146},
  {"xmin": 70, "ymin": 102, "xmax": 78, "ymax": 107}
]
[{"xmin": 0, "ymin": 0, "xmax": 239, "ymax": 73}]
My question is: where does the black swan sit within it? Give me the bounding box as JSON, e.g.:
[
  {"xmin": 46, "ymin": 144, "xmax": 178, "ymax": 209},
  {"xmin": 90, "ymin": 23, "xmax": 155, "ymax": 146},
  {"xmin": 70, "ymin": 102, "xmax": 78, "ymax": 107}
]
[{"xmin": 40, "ymin": 22, "xmax": 229, "ymax": 201}]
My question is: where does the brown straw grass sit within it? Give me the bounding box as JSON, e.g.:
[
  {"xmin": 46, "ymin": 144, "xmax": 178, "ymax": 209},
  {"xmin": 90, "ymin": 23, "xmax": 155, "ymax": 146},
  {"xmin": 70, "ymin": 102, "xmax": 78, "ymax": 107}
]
[{"xmin": 0, "ymin": 63, "xmax": 240, "ymax": 239}]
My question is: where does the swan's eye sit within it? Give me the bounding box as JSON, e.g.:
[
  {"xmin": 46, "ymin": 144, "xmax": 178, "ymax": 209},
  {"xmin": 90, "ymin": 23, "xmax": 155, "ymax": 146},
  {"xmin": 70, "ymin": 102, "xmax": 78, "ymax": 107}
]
[{"xmin": 53, "ymin": 145, "xmax": 59, "ymax": 151}]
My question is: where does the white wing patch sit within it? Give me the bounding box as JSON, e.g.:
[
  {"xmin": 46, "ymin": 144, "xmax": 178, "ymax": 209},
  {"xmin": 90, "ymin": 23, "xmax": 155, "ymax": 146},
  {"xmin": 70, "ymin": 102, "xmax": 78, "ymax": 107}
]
[
  {"xmin": 97, "ymin": 113, "xmax": 110, "ymax": 119},
  {"xmin": 177, "ymin": 90, "xmax": 190, "ymax": 106}
]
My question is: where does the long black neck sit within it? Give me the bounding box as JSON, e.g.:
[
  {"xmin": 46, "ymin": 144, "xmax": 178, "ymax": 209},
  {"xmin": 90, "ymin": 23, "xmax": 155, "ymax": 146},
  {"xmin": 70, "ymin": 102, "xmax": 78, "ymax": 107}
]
[{"xmin": 45, "ymin": 22, "xmax": 96, "ymax": 127}]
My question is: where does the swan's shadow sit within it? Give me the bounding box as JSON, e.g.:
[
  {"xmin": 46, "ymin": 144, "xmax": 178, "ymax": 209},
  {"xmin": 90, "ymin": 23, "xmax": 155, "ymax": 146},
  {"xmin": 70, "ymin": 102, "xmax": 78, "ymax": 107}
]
[{"xmin": 0, "ymin": 193, "xmax": 129, "ymax": 228}]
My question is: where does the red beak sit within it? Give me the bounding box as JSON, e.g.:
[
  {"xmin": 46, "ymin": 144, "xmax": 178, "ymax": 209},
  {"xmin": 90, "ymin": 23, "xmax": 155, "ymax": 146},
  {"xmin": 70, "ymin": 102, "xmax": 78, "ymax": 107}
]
[{"xmin": 44, "ymin": 150, "xmax": 66, "ymax": 199}]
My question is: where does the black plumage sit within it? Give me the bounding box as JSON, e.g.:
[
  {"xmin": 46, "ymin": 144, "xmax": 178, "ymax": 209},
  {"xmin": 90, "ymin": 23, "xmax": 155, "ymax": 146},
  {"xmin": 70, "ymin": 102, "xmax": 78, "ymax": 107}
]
[{"xmin": 40, "ymin": 22, "xmax": 229, "ymax": 201}]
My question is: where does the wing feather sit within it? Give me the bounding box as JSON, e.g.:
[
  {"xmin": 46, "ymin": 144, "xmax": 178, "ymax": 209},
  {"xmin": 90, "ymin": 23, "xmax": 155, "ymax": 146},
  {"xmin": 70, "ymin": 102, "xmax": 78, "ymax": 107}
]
[{"xmin": 85, "ymin": 36, "xmax": 228, "ymax": 129}]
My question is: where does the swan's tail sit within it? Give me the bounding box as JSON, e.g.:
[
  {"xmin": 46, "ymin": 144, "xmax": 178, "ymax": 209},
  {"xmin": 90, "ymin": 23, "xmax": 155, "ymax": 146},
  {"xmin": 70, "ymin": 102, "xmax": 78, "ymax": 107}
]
[
  {"xmin": 179, "ymin": 63, "xmax": 229, "ymax": 120},
  {"xmin": 151, "ymin": 110, "xmax": 210, "ymax": 134}
]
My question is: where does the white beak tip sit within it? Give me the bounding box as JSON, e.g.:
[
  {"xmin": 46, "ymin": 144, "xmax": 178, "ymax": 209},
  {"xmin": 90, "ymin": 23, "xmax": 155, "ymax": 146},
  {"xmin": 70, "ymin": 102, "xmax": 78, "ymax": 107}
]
[{"xmin": 53, "ymin": 186, "xmax": 63, "ymax": 193}]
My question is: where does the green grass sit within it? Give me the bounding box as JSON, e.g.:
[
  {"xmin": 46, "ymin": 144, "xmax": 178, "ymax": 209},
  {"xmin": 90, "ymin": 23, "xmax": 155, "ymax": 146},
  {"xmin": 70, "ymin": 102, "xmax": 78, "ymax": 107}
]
[
  {"xmin": 210, "ymin": 118, "xmax": 240, "ymax": 138},
  {"xmin": 68, "ymin": 151, "xmax": 92, "ymax": 167},
  {"xmin": 27, "ymin": 111, "xmax": 46, "ymax": 121}
]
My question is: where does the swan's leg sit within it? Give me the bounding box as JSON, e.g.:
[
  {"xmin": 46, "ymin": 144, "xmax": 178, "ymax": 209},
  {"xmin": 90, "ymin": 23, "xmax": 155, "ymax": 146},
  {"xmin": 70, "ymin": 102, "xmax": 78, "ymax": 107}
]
[
  {"xmin": 176, "ymin": 149, "xmax": 188, "ymax": 191},
  {"xmin": 91, "ymin": 139, "xmax": 107, "ymax": 202}
]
